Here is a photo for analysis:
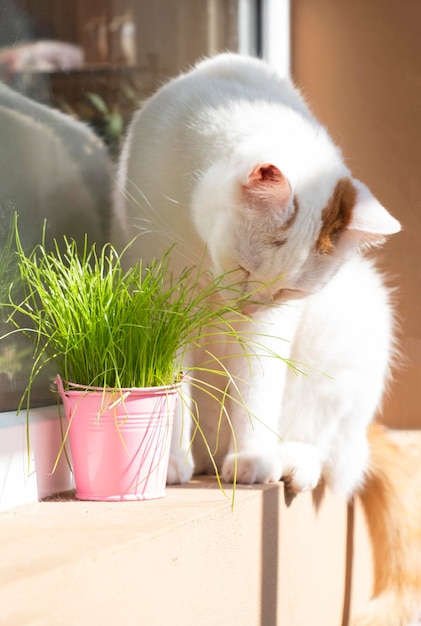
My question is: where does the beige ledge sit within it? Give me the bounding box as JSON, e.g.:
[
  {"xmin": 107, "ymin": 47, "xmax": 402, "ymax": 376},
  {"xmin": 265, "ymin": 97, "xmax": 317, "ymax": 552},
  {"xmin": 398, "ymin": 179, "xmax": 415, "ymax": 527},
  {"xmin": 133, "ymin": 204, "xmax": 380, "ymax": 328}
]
[{"xmin": 0, "ymin": 476, "xmax": 374, "ymax": 626}]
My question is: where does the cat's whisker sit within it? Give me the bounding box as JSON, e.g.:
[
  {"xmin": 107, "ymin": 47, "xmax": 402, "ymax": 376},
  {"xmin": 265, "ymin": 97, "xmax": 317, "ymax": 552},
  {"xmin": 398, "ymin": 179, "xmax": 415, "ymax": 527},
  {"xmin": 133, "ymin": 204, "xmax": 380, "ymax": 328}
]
[
  {"xmin": 125, "ymin": 179, "xmax": 153, "ymax": 209},
  {"xmin": 115, "ymin": 184, "xmax": 142, "ymax": 209},
  {"xmin": 160, "ymin": 193, "xmax": 181, "ymax": 205}
]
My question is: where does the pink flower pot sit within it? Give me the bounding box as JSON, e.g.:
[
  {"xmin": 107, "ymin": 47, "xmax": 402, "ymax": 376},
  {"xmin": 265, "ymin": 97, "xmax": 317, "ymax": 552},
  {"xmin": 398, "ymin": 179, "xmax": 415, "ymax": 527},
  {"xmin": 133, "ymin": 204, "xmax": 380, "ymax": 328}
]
[{"xmin": 55, "ymin": 376, "xmax": 179, "ymax": 501}]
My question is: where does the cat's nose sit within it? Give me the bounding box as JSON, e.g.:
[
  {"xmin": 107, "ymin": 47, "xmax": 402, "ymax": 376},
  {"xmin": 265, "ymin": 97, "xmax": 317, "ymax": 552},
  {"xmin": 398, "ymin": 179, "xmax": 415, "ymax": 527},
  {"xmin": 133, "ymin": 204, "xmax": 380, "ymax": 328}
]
[{"xmin": 240, "ymin": 302, "xmax": 262, "ymax": 315}]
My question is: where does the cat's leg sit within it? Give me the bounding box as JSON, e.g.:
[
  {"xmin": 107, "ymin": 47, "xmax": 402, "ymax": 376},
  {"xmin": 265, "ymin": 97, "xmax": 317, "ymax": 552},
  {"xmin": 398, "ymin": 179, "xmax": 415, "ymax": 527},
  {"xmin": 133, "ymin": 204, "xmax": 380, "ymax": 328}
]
[
  {"xmin": 220, "ymin": 305, "xmax": 301, "ymax": 484},
  {"xmin": 323, "ymin": 418, "xmax": 371, "ymax": 497},
  {"xmin": 168, "ymin": 340, "xmax": 231, "ymax": 483},
  {"xmin": 220, "ymin": 371, "xmax": 285, "ymax": 483},
  {"xmin": 280, "ymin": 363, "xmax": 379, "ymax": 497},
  {"xmin": 166, "ymin": 394, "xmax": 195, "ymax": 484},
  {"xmin": 167, "ymin": 354, "xmax": 195, "ymax": 484},
  {"xmin": 277, "ymin": 263, "xmax": 394, "ymax": 497}
]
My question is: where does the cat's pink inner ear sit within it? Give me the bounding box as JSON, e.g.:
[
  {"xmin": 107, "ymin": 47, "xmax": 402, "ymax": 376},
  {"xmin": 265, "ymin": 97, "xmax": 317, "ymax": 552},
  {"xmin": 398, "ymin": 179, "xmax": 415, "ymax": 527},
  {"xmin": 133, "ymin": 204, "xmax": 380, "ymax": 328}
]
[
  {"xmin": 246, "ymin": 163, "xmax": 291, "ymax": 208},
  {"xmin": 249, "ymin": 163, "xmax": 283, "ymax": 184}
]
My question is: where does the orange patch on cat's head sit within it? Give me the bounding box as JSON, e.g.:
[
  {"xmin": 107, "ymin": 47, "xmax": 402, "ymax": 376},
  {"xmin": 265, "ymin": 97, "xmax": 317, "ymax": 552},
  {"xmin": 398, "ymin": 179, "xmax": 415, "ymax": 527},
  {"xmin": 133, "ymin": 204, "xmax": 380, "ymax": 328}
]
[{"xmin": 316, "ymin": 178, "xmax": 357, "ymax": 254}]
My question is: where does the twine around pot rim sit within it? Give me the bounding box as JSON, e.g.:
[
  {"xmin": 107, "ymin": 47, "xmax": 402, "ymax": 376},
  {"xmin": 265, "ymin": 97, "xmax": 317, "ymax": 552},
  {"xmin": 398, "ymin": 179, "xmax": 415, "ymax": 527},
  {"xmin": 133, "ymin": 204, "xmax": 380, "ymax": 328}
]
[{"xmin": 54, "ymin": 374, "xmax": 183, "ymax": 395}]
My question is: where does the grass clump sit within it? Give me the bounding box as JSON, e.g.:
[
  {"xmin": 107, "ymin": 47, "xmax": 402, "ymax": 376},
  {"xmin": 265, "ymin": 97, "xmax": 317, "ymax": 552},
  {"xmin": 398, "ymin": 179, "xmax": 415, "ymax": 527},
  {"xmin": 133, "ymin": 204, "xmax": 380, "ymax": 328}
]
[{"xmin": 2, "ymin": 217, "xmax": 256, "ymax": 407}]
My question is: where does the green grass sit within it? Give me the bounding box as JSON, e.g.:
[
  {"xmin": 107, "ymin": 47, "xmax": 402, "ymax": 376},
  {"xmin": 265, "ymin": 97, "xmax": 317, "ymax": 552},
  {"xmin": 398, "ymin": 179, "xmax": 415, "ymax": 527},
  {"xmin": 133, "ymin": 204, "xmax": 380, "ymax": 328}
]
[{"xmin": 3, "ymin": 217, "xmax": 263, "ymax": 404}]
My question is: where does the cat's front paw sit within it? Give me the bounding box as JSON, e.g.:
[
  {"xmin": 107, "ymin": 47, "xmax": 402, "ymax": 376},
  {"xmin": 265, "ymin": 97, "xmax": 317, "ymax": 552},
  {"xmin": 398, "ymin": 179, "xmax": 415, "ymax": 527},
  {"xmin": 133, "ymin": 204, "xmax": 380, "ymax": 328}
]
[
  {"xmin": 221, "ymin": 452, "xmax": 282, "ymax": 484},
  {"xmin": 166, "ymin": 452, "xmax": 194, "ymax": 485},
  {"xmin": 279, "ymin": 442, "xmax": 322, "ymax": 493}
]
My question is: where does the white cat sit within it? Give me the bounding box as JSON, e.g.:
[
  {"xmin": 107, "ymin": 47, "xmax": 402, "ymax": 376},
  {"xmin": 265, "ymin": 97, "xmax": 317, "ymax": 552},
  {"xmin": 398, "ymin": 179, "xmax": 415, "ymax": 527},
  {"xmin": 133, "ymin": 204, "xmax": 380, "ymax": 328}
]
[
  {"xmin": 114, "ymin": 54, "xmax": 420, "ymax": 624},
  {"xmin": 114, "ymin": 52, "xmax": 399, "ymax": 493}
]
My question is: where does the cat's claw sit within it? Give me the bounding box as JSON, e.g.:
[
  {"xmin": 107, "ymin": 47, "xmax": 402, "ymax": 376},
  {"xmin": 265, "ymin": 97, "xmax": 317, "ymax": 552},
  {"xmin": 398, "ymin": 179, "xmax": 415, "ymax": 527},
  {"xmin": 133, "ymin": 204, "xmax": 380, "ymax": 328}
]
[
  {"xmin": 279, "ymin": 442, "xmax": 322, "ymax": 493},
  {"xmin": 282, "ymin": 467, "xmax": 320, "ymax": 494},
  {"xmin": 221, "ymin": 452, "xmax": 283, "ymax": 484},
  {"xmin": 166, "ymin": 453, "xmax": 194, "ymax": 485}
]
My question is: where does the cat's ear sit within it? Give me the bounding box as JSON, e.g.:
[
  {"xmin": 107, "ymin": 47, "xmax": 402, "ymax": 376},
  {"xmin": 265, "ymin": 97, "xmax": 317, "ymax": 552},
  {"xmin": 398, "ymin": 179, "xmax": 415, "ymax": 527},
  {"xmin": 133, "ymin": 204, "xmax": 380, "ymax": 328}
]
[
  {"xmin": 244, "ymin": 163, "xmax": 291, "ymax": 210},
  {"xmin": 348, "ymin": 179, "xmax": 401, "ymax": 244}
]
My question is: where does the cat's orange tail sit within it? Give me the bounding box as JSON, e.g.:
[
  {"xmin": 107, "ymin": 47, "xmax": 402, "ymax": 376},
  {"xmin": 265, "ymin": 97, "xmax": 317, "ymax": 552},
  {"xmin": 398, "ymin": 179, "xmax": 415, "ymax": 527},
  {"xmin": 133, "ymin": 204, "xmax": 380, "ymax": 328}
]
[{"xmin": 351, "ymin": 423, "xmax": 421, "ymax": 626}]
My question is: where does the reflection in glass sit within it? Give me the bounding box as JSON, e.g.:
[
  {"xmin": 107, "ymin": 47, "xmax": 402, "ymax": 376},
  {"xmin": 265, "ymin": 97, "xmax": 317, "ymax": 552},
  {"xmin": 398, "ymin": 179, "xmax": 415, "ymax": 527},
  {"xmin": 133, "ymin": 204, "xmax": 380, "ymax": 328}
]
[{"xmin": 0, "ymin": 0, "xmax": 249, "ymax": 411}]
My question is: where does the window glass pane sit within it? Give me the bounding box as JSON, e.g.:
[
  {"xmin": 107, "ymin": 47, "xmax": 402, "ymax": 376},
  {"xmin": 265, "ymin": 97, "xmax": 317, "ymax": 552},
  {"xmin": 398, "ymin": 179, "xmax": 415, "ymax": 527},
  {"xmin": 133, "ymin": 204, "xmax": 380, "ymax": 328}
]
[{"xmin": 0, "ymin": 0, "xmax": 246, "ymax": 412}]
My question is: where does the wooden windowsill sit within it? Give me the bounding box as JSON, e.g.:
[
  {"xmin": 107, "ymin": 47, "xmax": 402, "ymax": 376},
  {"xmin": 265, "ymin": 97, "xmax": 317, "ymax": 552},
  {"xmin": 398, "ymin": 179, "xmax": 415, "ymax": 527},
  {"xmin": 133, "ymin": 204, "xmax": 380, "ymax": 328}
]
[{"xmin": 0, "ymin": 476, "xmax": 373, "ymax": 626}]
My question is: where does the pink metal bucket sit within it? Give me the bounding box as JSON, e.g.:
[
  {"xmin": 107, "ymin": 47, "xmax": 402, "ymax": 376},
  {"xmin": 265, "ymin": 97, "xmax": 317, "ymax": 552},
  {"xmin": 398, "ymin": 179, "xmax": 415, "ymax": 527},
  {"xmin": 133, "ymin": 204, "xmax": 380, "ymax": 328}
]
[{"xmin": 55, "ymin": 376, "xmax": 179, "ymax": 501}]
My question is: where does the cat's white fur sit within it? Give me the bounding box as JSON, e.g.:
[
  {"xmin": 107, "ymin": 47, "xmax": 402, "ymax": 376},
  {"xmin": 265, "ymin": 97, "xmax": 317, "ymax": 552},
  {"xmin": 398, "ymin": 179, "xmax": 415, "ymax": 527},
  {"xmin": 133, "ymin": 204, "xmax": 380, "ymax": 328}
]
[{"xmin": 113, "ymin": 53, "xmax": 400, "ymax": 499}]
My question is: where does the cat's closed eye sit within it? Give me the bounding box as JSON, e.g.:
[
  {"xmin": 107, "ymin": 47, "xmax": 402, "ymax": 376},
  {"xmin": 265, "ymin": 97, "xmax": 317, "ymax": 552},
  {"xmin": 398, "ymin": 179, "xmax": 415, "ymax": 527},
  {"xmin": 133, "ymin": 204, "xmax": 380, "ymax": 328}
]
[
  {"xmin": 270, "ymin": 237, "xmax": 288, "ymax": 248},
  {"xmin": 238, "ymin": 265, "xmax": 251, "ymax": 280}
]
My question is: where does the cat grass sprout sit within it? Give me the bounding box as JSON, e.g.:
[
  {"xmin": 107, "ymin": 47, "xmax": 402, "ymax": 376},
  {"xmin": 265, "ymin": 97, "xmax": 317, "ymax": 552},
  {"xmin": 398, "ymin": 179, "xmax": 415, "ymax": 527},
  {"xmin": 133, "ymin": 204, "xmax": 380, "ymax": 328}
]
[{"xmin": 4, "ymin": 222, "xmax": 262, "ymax": 401}]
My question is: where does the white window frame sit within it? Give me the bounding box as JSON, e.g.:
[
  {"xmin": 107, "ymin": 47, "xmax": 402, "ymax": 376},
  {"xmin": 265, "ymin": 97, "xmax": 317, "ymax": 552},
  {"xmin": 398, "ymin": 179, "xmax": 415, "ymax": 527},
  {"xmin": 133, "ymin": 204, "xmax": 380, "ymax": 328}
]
[
  {"xmin": 261, "ymin": 0, "xmax": 291, "ymax": 77},
  {"xmin": 238, "ymin": 0, "xmax": 290, "ymax": 77},
  {"xmin": 0, "ymin": 406, "xmax": 73, "ymax": 512},
  {"xmin": 238, "ymin": 0, "xmax": 259, "ymax": 55}
]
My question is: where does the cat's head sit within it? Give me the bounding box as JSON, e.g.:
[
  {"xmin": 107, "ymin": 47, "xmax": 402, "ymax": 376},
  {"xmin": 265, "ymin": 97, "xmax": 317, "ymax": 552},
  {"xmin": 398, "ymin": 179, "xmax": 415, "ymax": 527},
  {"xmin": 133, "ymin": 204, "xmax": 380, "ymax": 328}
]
[{"xmin": 191, "ymin": 137, "xmax": 400, "ymax": 311}]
